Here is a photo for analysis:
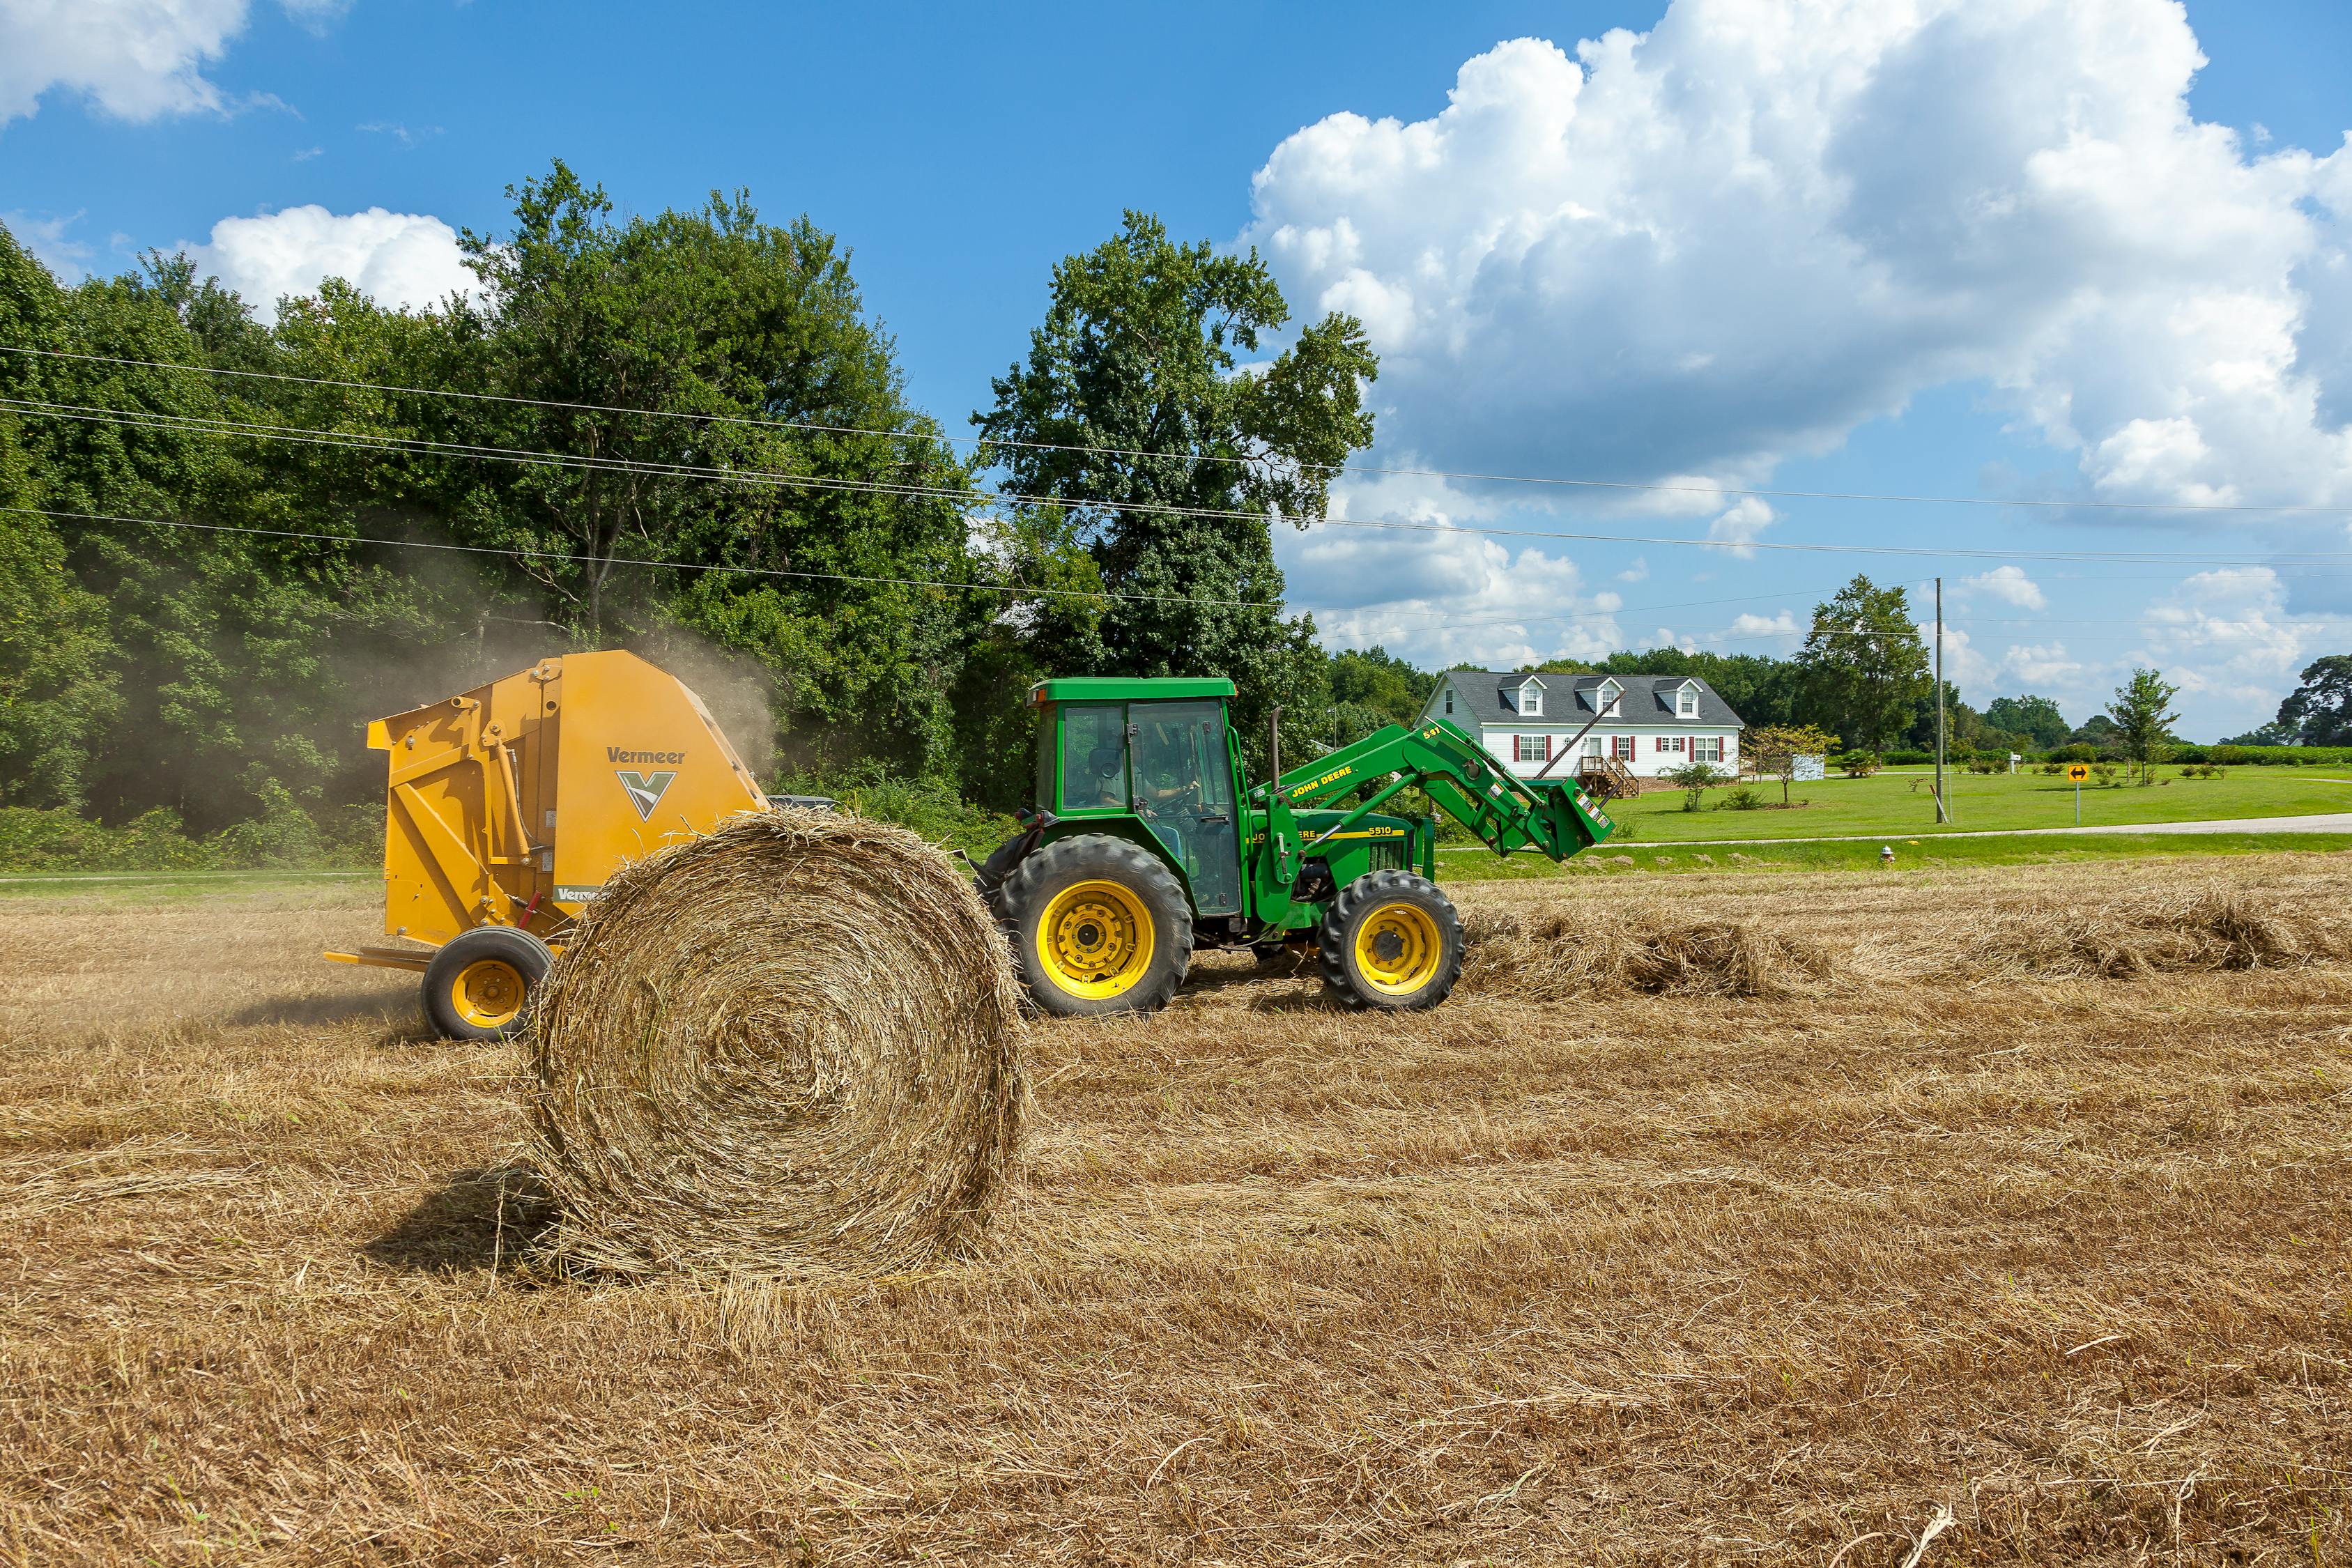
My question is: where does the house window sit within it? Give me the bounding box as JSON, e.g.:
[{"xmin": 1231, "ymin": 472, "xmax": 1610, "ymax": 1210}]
[
  {"xmin": 1611, "ymin": 734, "xmax": 1635, "ymax": 760},
  {"xmin": 1521, "ymin": 686, "xmax": 1544, "ymax": 717},
  {"xmin": 1694, "ymin": 735, "xmax": 1723, "ymax": 762},
  {"xmin": 1514, "ymin": 734, "xmax": 1550, "ymax": 763},
  {"xmin": 1658, "ymin": 735, "xmax": 1686, "ymax": 754},
  {"xmin": 1444, "ymin": 690, "xmax": 1454, "ymax": 716},
  {"xmin": 1583, "ymin": 737, "xmax": 1603, "ymax": 758},
  {"xmin": 1677, "ymin": 685, "xmax": 1698, "ymax": 718}
]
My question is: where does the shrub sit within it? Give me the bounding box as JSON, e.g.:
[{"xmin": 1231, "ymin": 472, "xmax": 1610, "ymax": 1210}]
[
  {"xmin": 1836, "ymin": 752, "xmax": 1881, "ymax": 777},
  {"xmin": 1884, "ymin": 749, "xmax": 1933, "ymax": 767},
  {"xmin": 1663, "ymin": 760, "xmax": 1727, "ymax": 812},
  {"xmin": 2038, "ymin": 760, "xmax": 2066, "ymax": 776},
  {"xmin": 773, "ymin": 764, "xmax": 1021, "ymax": 858},
  {"xmin": 2054, "ymin": 743, "xmax": 2098, "ymax": 763},
  {"xmin": 2091, "ymin": 763, "xmax": 2120, "ymax": 785},
  {"xmin": 1714, "ymin": 785, "xmax": 1765, "ymax": 811}
]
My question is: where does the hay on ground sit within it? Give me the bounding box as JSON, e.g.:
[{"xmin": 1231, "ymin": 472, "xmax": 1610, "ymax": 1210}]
[
  {"xmin": 1459, "ymin": 905, "xmax": 1834, "ymax": 1001},
  {"xmin": 526, "ymin": 809, "xmax": 1025, "ymax": 1279},
  {"xmin": 1958, "ymin": 885, "xmax": 2346, "ymax": 979}
]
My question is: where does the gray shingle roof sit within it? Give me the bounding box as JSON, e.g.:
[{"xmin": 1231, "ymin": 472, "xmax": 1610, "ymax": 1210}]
[{"xmin": 1430, "ymin": 672, "xmax": 1745, "ymax": 729}]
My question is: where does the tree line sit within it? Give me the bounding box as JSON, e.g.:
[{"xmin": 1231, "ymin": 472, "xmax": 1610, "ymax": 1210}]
[
  {"xmin": 0, "ymin": 166, "xmax": 1401, "ymax": 841},
  {"xmin": 2, "ymin": 162, "xmax": 2343, "ymax": 851}
]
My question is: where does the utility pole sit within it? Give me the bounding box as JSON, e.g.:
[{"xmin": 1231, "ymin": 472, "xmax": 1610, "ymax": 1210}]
[{"xmin": 1935, "ymin": 576, "xmax": 1949, "ymax": 824}]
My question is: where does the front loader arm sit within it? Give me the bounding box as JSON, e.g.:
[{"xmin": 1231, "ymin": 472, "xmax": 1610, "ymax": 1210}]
[{"xmin": 1259, "ymin": 718, "xmax": 1615, "ymax": 863}]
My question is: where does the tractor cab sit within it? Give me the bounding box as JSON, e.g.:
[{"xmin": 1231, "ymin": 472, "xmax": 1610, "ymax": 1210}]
[{"xmin": 1028, "ymin": 677, "xmax": 1244, "ymax": 915}]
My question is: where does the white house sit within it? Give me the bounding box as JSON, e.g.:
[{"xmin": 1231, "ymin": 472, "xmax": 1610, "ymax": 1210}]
[{"xmin": 1420, "ymin": 671, "xmax": 1745, "ymax": 781}]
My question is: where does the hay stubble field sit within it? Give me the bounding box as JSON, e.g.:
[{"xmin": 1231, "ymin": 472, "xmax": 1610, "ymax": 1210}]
[{"xmin": 3, "ymin": 856, "xmax": 2349, "ymax": 1565}]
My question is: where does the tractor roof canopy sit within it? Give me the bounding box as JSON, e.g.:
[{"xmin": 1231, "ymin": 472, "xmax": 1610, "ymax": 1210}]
[{"xmin": 1030, "ymin": 677, "xmax": 1237, "ymax": 705}]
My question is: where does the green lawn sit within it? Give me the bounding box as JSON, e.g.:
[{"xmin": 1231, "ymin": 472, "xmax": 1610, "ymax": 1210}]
[
  {"xmin": 1601, "ymin": 765, "xmax": 2352, "ymax": 843},
  {"xmin": 0, "ymin": 868, "xmax": 371, "ymax": 900},
  {"xmin": 1443, "ymin": 830, "xmax": 2352, "ymax": 879}
]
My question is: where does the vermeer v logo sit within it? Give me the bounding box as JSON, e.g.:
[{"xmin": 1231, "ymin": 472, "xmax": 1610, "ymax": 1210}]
[{"xmin": 615, "ymin": 769, "xmax": 678, "ymax": 821}]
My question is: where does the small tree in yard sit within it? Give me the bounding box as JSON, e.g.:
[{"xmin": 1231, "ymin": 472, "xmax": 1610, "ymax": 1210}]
[
  {"xmin": 2107, "ymin": 668, "xmax": 2181, "ymax": 784},
  {"xmin": 1745, "ymin": 723, "xmax": 1836, "ymax": 806},
  {"xmin": 1665, "ymin": 758, "xmax": 1724, "ymax": 812}
]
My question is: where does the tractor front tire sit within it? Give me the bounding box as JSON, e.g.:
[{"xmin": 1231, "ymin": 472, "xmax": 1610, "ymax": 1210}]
[
  {"xmin": 422, "ymin": 926, "xmax": 553, "ymax": 1042},
  {"xmin": 1000, "ymin": 834, "xmax": 1192, "ymax": 1016},
  {"xmin": 1316, "ymin": 870, "xmax": 1463, "ymax": 1011}
]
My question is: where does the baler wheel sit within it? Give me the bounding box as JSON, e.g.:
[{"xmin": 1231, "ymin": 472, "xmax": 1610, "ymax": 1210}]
[{"xmin": 423, "ymin": 926, "xmax": 553, "ymax": 1041}]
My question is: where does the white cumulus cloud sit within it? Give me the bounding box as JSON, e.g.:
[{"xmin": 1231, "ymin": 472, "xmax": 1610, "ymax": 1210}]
[
  {"xmin": 194, "ymin": 205, "xmax": 478, "ymax": 323},
  {"xmin": 0, "ymin": 0, "xmax": 330, "ymax": 126},
  {"xmin": 1244, "ymin": 0, "xmax": 2352, "ymax": 512},
  {"xmin": 1964, "ymin": 565, "xmax": 2048, "ymax": 609},
  {"xmin": 1999, "ymin": 642, "xmax": 2084, "ymax": 687},
  {"xmin": 1705, "ymin": 496, "xmax": 1775, "ymax": 558}
]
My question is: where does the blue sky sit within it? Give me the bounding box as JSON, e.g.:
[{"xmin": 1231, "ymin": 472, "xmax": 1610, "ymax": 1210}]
[{"xmin": 6, "ymin": 0, "xmax": 2352, "ymax": 739}]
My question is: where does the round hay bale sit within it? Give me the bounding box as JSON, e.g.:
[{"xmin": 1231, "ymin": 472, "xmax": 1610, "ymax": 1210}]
[{"xmin": 525, "ymin": 809, "xmax": 1025, "ymax": 1279}]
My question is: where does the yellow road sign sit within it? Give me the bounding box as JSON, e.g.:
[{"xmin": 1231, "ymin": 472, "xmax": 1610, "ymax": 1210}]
[{"xmin": 2066, "ymin": 762, "xmax": 2090, "ymax": 782}]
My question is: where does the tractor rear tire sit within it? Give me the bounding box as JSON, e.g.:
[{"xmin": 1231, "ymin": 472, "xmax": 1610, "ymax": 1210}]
[
  {"xmin": 422, "ymin": 925, "xmax": 553, "ymax": 1042},
  {"xmin": 999, "ymin": 833, "xmax": 1192, "ymax": 1016},
  {"xmin": 1316, "ymin": 870, "xmax": 1463, "ymax": 1011}
]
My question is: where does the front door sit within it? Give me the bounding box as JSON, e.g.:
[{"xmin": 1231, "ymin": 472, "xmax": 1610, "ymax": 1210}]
[{"xmin": 1128, "ymin": 700, "xmax": 1241, "ymax": 914}]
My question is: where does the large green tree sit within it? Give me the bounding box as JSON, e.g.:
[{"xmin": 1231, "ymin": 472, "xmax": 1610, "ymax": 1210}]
[
  {"xmin": 1794, "ymin": 575, "xmax": 1931, "ymax": 751},
  {"xmin": 2273, "ymin": 655, "xmax": 2352, "ymax": 746},
  {"xmin": 1984, "ymin": 693, "xmax": 2072, "ymax": 751},
  {"xmin": 442, "ymin": 163, "xmax": 981, "ymax": 776},
  {"xmin": 1327, "ymin": 645, "xmax": 1435, "ymax": 745},
  {"xmin": 976, "ymin": 212, "xmax": 1378, "ymax": 763}
]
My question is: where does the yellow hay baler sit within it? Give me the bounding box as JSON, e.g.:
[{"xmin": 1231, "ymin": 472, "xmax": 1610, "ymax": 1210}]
[{"xmin": 324, "ymin": 650, "xmax": 785, "ymax": 1039}]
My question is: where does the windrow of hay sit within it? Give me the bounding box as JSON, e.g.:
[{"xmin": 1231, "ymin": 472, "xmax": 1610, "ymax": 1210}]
[
  {"xmin": 1456, "ymin": 876, "xmax": 2352, "ymax": 999},
  {"xmin": 1954, "ymin": 884, "xmax": 2351, "ymax": 979},
  {"xmin": 525, "ymin": 808, "xmax": 1025, "ymax": 1279},
  {"xmin": 1459, "ymin": 905, "xmax": 1835, "ymax": 1001}
]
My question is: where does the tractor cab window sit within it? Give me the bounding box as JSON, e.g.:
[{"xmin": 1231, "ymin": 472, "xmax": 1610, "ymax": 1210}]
[
  {"xmin": 1128, "ymin": 700, "xmax": 1240, "ymax": 914},
  {"xmin": 1058, "ymin": 703, "xmax": 1128, "ymax": 813}
]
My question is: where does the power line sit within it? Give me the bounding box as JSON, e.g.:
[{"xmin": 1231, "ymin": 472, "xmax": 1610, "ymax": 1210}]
[
  {"xmin": 0, "ymin": 504, "xmax": 1268, "ymax": 613},
  {"xmin": 11, "ymin": 339, "xmax": 2352, "ymax": 520},
  {"xmin": 8, "ymin": 502, "xmax": 1880, "ymax": 641},
  {"xmin": 14, "ymin": 394, "xmax": 2352, "ymax": 569},
  {"xmin": 17, "ymin": 505, "xmax": 2331, "ymax": 654}
]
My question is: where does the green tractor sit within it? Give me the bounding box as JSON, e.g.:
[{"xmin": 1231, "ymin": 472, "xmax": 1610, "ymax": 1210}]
[{"xmin": 975, "ymin": 676, "xmax": 1617, "ymax": 1014}]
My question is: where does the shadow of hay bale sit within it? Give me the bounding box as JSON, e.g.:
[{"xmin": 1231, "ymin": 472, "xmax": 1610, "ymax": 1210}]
[
  {"xmin": 362, "ymin": 1165, "xmax": 554, "ymax": 1275},
  {"xmin": 226, "ymin": 988, "xmax": 417, "ymax": 1029}
]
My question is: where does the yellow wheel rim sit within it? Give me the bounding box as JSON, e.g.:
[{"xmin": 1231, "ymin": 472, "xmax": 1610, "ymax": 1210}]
[
  {"xmin": 1036, "ymin": 878, "xmax": 1155, "ymax": 998},
  {"xmin": 451, "ymin": 958, "xmax": 526, "ymax": 1030},
  {"xmin": 1353, "ymin": 901, "xmax": 1443, "ymax": 997}
]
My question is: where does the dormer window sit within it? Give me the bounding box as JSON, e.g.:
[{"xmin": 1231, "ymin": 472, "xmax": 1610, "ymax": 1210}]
[
  {"xmin": 1676, "ymin": 682, "xmax": 1699, "ymax": 718},
  {"xmin": 1595, "ymin": 679, "xmax": 1622, "ymax": 715},
  {"xmin": 1515, "ymin": 677, "xmax": 1545, "ymax": 717}
]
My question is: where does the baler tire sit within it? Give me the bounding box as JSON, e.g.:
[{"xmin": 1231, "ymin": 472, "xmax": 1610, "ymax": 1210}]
[
  {"xmin": 423, "ymin": 926, "xmax": 553, "ymax": 1042},
  {"xmin": 1316, "ymin": 870, "xmax": 1462, "ymax": 1012},
  {"xmin": 1000, "ymin": 834, "xmax": 1192, "ymax": 1017}
]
